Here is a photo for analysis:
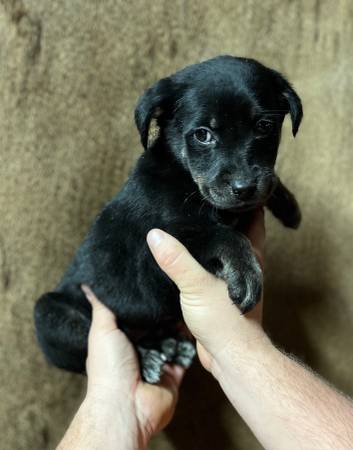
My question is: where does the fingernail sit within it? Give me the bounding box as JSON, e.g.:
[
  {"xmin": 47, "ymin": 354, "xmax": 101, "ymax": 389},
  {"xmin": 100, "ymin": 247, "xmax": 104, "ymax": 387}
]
[
  {"xmin": 81, "ymin": 284, "xmax": 94, "ymax": 302},
  {"xmin": 174, "ymin": 365, "xmax": 187, "ymax": 379},
  {"xmin": 147, "ymin": 229, "xmax": 165, "ymax": 248}
]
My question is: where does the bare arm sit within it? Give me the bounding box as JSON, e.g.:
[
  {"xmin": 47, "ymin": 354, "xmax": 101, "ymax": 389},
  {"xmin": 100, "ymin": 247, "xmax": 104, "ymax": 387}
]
[
  {"xmin": 56, "ymin": 397, "xmax": 139, "ymax": 450},
  {"xmin": 213, "ymin": 324, "xmax": 353, "ymax": 450},
  {"xmin": 147, "ymin": 211, "xmax": 353, "ymax": 450}
]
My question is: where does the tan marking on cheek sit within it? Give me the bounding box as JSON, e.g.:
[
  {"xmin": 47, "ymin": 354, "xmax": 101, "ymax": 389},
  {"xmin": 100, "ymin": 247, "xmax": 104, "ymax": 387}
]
[
  {"xmin": 210, "ymin": 118, "xmax": 217, "ymax": 129},
  {"xmin": 147, "ymin": 107, "xmax": 163, "ymax": 148},
  {"xmin": 147, "ymin": 118, "xmax": 160, "ymax": 148},
  {"xmin": 194, "ymin": 175, "xmax": 206, "ymax": 192},
  {"xmin": 195, "ymin": 175, "xmax": 205, "ymax": 184}
]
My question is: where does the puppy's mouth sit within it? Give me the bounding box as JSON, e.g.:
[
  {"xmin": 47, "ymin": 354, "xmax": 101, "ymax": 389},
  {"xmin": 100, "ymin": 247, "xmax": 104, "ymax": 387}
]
[
  {"xmin": 206, "ymin": 187, "xmax": 260, "ymax": 210},
  {"xmin": 199, "ymin": 183, "xmax": 274, "ymax": 211}
]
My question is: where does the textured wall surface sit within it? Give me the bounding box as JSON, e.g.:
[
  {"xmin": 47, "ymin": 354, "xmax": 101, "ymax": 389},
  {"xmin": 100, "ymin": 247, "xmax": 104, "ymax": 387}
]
[{"xmin": 1, "ymin": 0, "xmax": 353, "ymax": 449}]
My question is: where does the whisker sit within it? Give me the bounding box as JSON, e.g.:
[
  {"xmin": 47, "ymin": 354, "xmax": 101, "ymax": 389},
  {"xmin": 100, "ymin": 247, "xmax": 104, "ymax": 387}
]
[
  {"xmin": 182, "ymin": 190, "xmax": 197, "ymax": 207},
  {"xmin": 198, "ymin": 199, "xmax": 207, "ymax": 216}
]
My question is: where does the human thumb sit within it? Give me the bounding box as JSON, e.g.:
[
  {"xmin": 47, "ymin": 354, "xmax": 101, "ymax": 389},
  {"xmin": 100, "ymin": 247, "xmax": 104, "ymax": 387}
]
[
  {"xmin": 146, "ymin": 229, "xmax": 234, "ymax": 351},
  {"xmin": 146, "ymin": 229, "xmax": 217, "ymax": 299}
]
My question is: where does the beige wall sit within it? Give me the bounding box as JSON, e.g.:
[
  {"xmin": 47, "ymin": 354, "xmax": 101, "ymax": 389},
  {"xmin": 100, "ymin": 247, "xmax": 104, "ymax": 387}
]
[{"xmin": 1, "ymin": 1, "xmax": 352, "ymax": 449}]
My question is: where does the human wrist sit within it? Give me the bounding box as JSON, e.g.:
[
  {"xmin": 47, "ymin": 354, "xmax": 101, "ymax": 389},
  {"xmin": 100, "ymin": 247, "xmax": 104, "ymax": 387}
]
[
  {"xmin": 210, "ymin": 319, "xmax": 272, "ymax": 383},
  {"xmin": 79, "ymin": 395, "xmax": 144, "ymax": 450}
]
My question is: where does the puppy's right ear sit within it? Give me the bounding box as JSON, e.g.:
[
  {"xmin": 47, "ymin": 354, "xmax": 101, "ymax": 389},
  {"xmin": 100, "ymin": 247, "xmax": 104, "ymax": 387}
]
[{"xmin": 134, "ymin": 77, "xmax": 176, "ymax": 149}]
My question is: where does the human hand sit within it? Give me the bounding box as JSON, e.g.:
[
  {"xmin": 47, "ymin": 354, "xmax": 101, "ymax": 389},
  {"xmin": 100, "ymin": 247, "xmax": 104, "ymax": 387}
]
[
  {"xmin": 146, "ymin": 209, "xmax": 266, "ymax": 374},
  {"xmin": 81, "ymin": 285, "xmax": 186, "ymax": 449}
]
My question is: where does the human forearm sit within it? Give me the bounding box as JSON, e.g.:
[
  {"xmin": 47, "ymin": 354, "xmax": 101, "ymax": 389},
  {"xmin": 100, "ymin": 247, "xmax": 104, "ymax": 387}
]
[
  {"xmin": 147, "ymin": 219, "xmax": 353, "ymax": 449},
  {"xmin": 212, "ymin": 327, "xmax": 353, "ymax": 450},
  {"xmin": 56, "ymin": 395, "xmax": 143, "ymax": 450}
]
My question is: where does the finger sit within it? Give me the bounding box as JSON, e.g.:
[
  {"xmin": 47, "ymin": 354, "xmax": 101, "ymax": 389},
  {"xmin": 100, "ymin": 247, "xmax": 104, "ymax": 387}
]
[
  {"xmin": 135, "ymin": 364, "xmax": 186, "ymax": 435},
  {"xmin": 246, "ymin": 208, "xmax": 265, "ymax": 265},
  {"xmin": 159, "ymin": 364, "xmax": 186, "ymax": 392},
  {"xmin": 247, "ymin": 208, "xmax": 265, "ymax": 248},
  {"xmin": 196, "ymin": 341, "xmax": 212, "ymax": 372},
  {"xmin": 81, "ymin": 284, "xmax": 118, "ymax": 333},
  {"xmin": 146, "ymin": 229, "xmax": 214, "ymax": 295},
  {"xmin": 152, "ymin": 364, "xmax": 185, "ymax": 419}
]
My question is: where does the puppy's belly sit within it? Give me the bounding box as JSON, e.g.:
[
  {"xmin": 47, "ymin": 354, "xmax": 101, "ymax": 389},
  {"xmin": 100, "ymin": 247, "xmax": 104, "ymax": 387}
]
[{"xmin": 56, "ymin": 260, "xmax": 182, "ymax": 330}]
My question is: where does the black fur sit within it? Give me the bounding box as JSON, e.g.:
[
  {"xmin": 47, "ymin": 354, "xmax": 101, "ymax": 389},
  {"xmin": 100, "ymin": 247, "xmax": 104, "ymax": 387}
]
[{"xmin": 34, "ymin": 55, "xmax": 303, "ymax": 382}]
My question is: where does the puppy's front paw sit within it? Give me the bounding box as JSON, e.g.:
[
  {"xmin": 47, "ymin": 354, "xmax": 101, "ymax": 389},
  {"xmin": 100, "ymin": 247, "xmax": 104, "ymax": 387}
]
[
  {"xmin": 226, "ymin": 263, "xmax": 262, "ymax": 314},
  {"xmin": 214, "ymin": 240, "xmax": 263, "ymax": 313},
  {"xmin": 267, "ymin": 181, "xmax": 302, "ymax": 229},
  {"xmin": 282, "ymin": 202, "xmax": 301, "ymax": 229}
]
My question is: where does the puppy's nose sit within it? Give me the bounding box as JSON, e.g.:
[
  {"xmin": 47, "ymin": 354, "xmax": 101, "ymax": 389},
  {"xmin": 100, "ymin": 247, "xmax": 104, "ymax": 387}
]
[{"xmin": 231, "ymin": 181, "xmax": 257, "ymax": 201}]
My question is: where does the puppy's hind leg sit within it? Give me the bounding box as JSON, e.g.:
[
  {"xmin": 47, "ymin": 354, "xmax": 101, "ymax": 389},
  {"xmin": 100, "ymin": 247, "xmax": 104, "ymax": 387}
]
[
  {"xmin": 137, "ymin": 338, "xmax": 196, "ymax": 383},
  {"xmin": 137, "ymin": 346, "xmax": 167, "ymax": 384},
  {"xmin": 34, "ymin": 289, "xmax": 91, "ymax": 373},
  {"xmin": 161, "ymin": 337, "xmax": 196, "ymax": 368}
]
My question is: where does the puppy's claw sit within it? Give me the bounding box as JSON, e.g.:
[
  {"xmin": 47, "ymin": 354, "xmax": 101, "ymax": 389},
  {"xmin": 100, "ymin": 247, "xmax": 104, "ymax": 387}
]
[{"xmin": 138, "ymin": 347, "xmax": 165, "ymax": 384}]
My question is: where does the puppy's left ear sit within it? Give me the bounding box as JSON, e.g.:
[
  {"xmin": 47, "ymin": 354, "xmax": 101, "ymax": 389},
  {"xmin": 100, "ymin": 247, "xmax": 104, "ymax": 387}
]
[
  {"xmin": 135, "ymin": 77, "xmax": 177, "ymax": 149},
  {"xmin": 272, "ymin": 70, "xmax": 303, "ymax": 137}
]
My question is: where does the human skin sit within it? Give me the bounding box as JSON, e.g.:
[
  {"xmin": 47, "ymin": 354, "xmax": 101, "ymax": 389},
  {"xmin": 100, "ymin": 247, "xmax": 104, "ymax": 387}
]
[
  {"xmin": 57, "ymin": 210, "xmax": 353, "ymax": 449},
  {"xmin": 56, "ymin": 286, "xmax": 186, "ymax": 450},
  {"xmin": 56, "ymin": 211, "xmax": 265, "ymax": 450},
  {"xmin": 147, "ymin": 209, "xmax": 353, "ymax": 450}
]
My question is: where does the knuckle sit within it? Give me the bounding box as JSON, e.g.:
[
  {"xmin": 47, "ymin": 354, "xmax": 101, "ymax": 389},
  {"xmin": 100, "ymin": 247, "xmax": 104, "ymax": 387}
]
[
  {"xmin": 158, "ymin": 244, "xmax": 185, "ymax": 270},
  {"xmin": 182, "ymin": 271, "xmax": 218, "ymax": 297}
]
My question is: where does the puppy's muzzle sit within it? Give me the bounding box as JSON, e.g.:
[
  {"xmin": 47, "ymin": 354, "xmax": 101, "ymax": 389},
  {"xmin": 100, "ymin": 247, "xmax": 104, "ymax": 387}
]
[{"xmin": 226, "ymin": 179, "xmax": 257, "ymax": 201}]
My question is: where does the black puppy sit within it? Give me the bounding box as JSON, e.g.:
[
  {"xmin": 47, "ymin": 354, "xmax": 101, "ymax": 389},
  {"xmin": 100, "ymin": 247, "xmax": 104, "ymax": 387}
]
[{"xmin": 34, "ymin": 55, "xmax": 302, "ymax": 383}]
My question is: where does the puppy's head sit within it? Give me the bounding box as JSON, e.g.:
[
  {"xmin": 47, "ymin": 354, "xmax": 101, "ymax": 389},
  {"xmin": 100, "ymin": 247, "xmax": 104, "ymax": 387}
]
[{"xmin": 135, "ymin": 56, "xmax": 303, "ymax": 211}]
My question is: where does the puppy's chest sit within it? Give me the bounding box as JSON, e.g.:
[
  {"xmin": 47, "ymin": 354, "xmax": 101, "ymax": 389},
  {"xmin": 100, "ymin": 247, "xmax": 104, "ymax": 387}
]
[
  {"xmin": 216, "ymin": 209, "xmax": 240, "ymax": 227},
  {"xmin": 179, "ymin": 192, "xmax": 241, "ymax": 229}
]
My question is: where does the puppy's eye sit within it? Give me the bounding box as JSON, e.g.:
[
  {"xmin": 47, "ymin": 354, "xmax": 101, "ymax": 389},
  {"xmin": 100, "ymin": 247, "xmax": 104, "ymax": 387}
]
[
  {"xmin": 255, "ymin": 120, "xmax": 274, "ymax": 135},
  {"xmin": 194, "ymin": 128, "xmax": 215, "ymax": 144}
]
